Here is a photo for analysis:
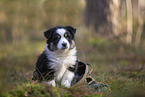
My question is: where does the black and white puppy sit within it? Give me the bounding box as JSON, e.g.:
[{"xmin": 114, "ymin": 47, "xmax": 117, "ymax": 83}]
[{"xmin": 34, "ymin": 26, "xmax": 77, "ymax": 88}]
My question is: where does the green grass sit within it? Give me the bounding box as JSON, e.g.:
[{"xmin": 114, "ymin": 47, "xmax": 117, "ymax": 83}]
[{"xmin": 0, "ymin": 38, "xmax": 145, "ymax": 97}]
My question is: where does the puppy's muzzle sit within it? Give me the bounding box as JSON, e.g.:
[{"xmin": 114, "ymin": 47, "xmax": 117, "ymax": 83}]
[{"xmin": 62, "ymin": 42, "xmax": 68, "ymax": 49}]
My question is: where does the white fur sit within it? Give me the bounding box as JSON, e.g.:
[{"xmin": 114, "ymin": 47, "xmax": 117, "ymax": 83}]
[
  {"xmin": 56, "ymin": 28, "xmax": 66, "ymax": 36},
  {"xmin": 56, "ymin": 29, "xmax": 70, "ymax": 50},
  {"xmin": 46, "ymin": 80, "xmax": 56, "ymax": 87},
  {"xmin": 45, "ymin": 43, "xmax": 77, "ymax": 87},
  {"xmin": 61, "ymin": 70, "xmax": 75, "ymax": 87}
]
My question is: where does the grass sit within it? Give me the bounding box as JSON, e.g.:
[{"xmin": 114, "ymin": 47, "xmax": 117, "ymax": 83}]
[{"xmin": 0, "ymin": 37, "xmax": 145, "ymax": 97}]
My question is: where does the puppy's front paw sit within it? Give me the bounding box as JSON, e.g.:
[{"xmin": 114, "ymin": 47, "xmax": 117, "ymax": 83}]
[
  {"xmin": 61, "ymin": 80, "xmax": 71, "ymax": 88},
  {"xmin": 46, "ymin": 80, "xmax": 56, "ymax": 87}
]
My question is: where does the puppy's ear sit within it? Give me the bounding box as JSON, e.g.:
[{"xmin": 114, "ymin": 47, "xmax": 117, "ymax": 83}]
[
  {"xmin": 44, "ymin": 28, "xmax": 53, "ymax": 39},
  {"xmin": 65, "ymin": 26, "xmax": 76, "ymax": 38}
]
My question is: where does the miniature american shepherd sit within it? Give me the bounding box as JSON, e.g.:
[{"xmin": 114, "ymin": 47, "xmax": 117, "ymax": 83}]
[{"xmin": 33, "ymin": 26, "xmax": 77, "ymax": 88}]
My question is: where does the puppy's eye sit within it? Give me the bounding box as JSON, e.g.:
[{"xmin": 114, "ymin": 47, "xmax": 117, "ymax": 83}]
[
  {"xmin": 57, "ymin": 35, "xmax": 61, "ymax": 39},
  {"xmin": 64, "ymin": 33, "xmax": 68, "ymax": 37},
  {"xmin": 54, "ymin": 35, "xmax": 60, "ymax": 40}
]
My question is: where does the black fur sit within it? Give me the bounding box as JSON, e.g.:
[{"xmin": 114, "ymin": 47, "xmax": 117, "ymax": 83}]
[
  {"xmin": 65, "ymin": 26, "xmax": 76, "ymax": 39},
  {"xmin": 33, "ymin": 51, "xmax": 55, "ymax": 81}
]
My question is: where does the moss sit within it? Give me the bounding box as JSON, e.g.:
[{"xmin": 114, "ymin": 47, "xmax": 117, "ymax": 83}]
[
  {"xmin": 5, "ymin": 83, "xmax": 50, "ymax": 97},
  {"xmin": 2, "ymin": 83, "xmax": 75, "ymax": 97},
  {"xmin": 51, "ymin": 87, "xmax": 61, "ymax": 97}
]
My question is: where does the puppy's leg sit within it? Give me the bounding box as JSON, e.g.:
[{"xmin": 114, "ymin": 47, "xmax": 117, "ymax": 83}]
[
  {"xmin": 46, "ymin": 79, "xmax": 56, "ymax": 87},
  {"xmin": 61, "ymin": 70, "xmax": 75, "ymax": 88}
]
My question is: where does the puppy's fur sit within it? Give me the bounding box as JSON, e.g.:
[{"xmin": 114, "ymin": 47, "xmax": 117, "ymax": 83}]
[{"xmin": 34, "ymin": 26, "xmax": 77, "ymax": 87}]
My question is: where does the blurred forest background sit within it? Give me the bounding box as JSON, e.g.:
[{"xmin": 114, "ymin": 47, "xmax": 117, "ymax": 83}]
[{"xmin": 0, "ymin": 0, "xmax": 145, "ymax": 97}]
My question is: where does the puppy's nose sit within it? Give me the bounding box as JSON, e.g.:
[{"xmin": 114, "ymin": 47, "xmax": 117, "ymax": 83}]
[{"xmin": 62, "ymin": 43, "xmax": 67, "ymax": 47}]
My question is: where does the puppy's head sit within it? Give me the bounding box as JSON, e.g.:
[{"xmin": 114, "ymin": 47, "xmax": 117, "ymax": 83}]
[{"xmin": 44, "ymin": 26, "xmax": 76, "ymax": 51}]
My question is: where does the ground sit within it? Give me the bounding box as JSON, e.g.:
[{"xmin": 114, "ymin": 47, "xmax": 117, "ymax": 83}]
[{"xmin": 0, "ymin": 36, "xmax": 145, "ymax": 97}]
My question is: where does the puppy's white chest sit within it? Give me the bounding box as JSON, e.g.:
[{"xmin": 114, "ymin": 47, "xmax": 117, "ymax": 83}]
[
  {"xmin": 53, "ymin": 56, "xmax": 76, "ymax": 81},
  {"xmin": 55, "ymin": 63, "xmax": 67, "ymax": 81},
  {"xmin": 45, "ymin": 46, "xmax": 77, "ymax": 82}
]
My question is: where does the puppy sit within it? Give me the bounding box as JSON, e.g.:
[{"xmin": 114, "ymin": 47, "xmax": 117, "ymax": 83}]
[{"xmin": 33, "ymin": 26, "xmax": 77, "ymax": 88}]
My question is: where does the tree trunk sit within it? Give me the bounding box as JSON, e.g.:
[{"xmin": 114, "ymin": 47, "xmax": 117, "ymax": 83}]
[
  {"xmin": 126, "ymin": 0, "xmax": 133, "ymax": 44},
  {"xmin": 134, "ymin": 0, "xmax": 144, "ymax": 47},
  {"xmin": 84, "ymin": 0, "xmax": 110, "ymax": 34},
  {"xmin": 110, "ymin": 0, "xmax": 120, "ymax": 36}
]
